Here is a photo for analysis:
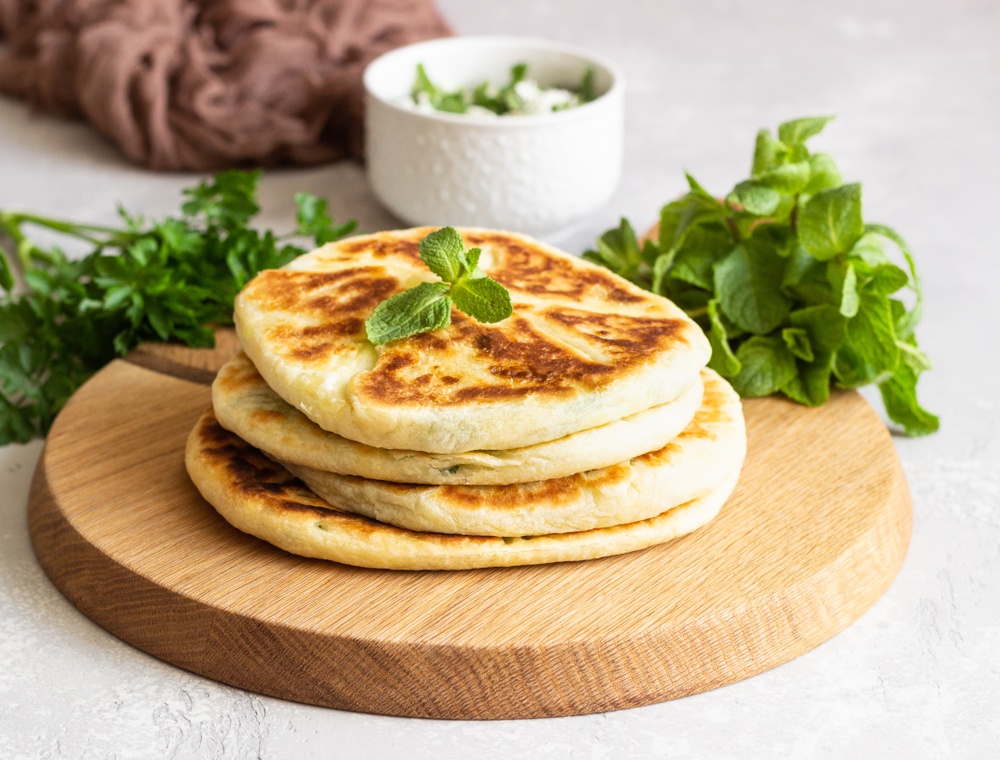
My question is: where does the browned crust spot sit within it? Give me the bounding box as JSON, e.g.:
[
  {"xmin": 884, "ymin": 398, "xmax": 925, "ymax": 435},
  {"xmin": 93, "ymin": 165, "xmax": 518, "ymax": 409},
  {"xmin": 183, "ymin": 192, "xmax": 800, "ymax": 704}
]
[
  {"xmin": 463, "ymin": 231, "xmax": 646, "ymax": 303},
  {"xmin": 355, "ymin": 308, "xmax": 688, "ymax": 406},
  {"xmin": 435, "ymin": 463, "xmax": 631, "ymax": 511},
  {"xmin": 253, "ymin": 269, "xmax": 399, "ymax": 363},
  {"xmin": 637, "ymin": 379, "xmax": 735, "ymax": 465},
  {"xmin": 193, "ymin": 413, "xmax": 501, "ymax": 545},
  {"xmin": 335, "ymin": 235, "xmax": 423, "ymax": 264},
  {"xmin": 245, "ymin": 267, "xmax": 396, "ymax": 311}
]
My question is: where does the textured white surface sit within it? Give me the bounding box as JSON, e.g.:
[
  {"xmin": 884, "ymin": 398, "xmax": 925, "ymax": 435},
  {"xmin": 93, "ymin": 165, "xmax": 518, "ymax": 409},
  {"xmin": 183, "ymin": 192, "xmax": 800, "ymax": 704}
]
[
  {"xmin": 1, "ymin": 0, "xmax": 999, "ymax": 757},
  {"xmin": 365, "ymin": 37, "xmax": 624, "ymax": 234}
]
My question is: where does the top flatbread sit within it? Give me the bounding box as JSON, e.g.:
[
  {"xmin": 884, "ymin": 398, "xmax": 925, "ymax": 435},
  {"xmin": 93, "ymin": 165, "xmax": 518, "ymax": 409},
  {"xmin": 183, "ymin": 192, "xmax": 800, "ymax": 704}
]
[{"xmin": 234, "ymin": 228, "xmax": 711, "ymax": 454}]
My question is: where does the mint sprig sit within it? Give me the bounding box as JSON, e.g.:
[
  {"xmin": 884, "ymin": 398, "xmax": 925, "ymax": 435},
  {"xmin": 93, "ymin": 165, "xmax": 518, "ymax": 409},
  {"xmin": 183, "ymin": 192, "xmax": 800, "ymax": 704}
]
[
  {"xmin": 365, "ymin": 227, "xmax": 512, "ymax": 345},
  {"xmin": 584, "ymin": 116, "xmax": 938, "ymax": 436}
]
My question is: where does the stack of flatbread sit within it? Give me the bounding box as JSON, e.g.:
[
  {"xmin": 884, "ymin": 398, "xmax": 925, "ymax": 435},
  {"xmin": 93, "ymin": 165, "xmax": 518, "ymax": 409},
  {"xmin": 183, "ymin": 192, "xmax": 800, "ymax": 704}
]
[{"xmin": 185, "ymin": 228, "xmax": 746, "ymax": 570}]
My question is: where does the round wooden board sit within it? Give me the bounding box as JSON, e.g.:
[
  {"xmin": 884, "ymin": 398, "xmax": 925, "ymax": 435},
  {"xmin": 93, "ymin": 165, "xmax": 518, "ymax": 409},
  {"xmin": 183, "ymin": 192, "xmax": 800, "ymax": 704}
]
[{"xmin": 28, "ymin": 335, "xmax": 911, "ymax": 720}]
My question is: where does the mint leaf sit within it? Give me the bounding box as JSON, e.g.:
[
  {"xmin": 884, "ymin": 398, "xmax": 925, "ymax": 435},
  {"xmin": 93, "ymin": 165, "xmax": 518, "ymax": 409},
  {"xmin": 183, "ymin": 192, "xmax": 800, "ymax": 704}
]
[
  {"xmin": 659, "ymin": 190, "xmax": 727, "ymax": 253},
  {"xmin": 0, "ymin": 253, "xmax": 13, "ymax": 292},
  {"xmin": 778, "ymin": 116, "xmax": 835, "ymax": 145},
  {"xmin": 799, "ymin": 183, "xmax": 864, "ymax": 260},
  {"xmin": 585, "ymin": 116, "xmax": 936, "ymax": 435},
  {"xmin": 706, "ymin": 299, "xmax": 741, "ymax": 377},
  {"xmin": 451, "ymin": 275, "xmax": 512, "ymax": 323},
  {"xmin": 782, "ymin": 327, "xmax": 814, "ymax": 362},
  {"xmin": 864, "ymin": 223, "xmax": 923, "ymax": 338},
  {"xmin": 668, "ymin": 224, "xmax": 732, "ymax": 290},
  {"xmin": 804, "ymin": 153, "xmax": 843, "ymax": 195},
  {"xmin": 583, "ymin": 218, "xmax": 645, "ymax": 282},
  {"xmin": 365, "ymin": 228, "xmax": 513, "ymax": 344},
  {"xmin": 755, "ymin": 161, "xmax": 811, "ymax": 194},
  {"xmin": 727, "ymin": 180, "xmax": 782, "ymax": 216},
  {"xmin": 838, "ymin": 260, "xmax": 860, "ymax": 317},
  {"xmin": 868, "ymin": 263, "xmax": 909, "ymax": 296},
  {"xmin": 731, "ymin": 336, "xmax": 797, "ymax": 397},
  {"xmin": 837, "ymin": 291, "xmax": 900, "ymax": 387},
  {"xmin": 781, "ymin": 243, "xmax": 833, "ymax": 304},
  {"xmin": 650, "ymin": 251, "xmax": 673, "ymax": 297},
  {"xmin": 365, "ymin": 282, "xmax": 452, "ymax": 345},
  {"xmin": 879, "ymin": 356, "xmax": 939, "ymax": 436},
  {"xmin": 848, "ymin": 232, "xmax": 891, "ymax": 267},
  {"xmin": 419, "ymin": 226, "xmax": 465, "ymax": 283},
  {"xmin": 752, "ymin": 129, "xmax": 788, "ymax": 176},
  {"xmin": 714, "ymin": 240, "xmax": 790, "ymax": 334},
  {"xmin": 898, "ymin": 340, "xmax": 932, "ymax": 373},
  {"xmin": 463, "ymin": 246, "xmax": 482, "ymax": 274}
]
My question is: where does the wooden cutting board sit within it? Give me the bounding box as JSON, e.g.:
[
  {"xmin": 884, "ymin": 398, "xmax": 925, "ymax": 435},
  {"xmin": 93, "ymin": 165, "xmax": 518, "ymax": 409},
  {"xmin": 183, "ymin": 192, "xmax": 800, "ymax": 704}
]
[{"xmin": 28, "ymin": 330, "xmax": 911, "ymax": 720}]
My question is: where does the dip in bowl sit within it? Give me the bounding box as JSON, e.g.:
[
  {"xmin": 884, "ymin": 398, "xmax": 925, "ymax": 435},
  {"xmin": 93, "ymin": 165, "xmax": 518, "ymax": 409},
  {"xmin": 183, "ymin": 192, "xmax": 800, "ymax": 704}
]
[{"xmin": 364, "ymin": 36, "xmax": 624, "ymax": 235}]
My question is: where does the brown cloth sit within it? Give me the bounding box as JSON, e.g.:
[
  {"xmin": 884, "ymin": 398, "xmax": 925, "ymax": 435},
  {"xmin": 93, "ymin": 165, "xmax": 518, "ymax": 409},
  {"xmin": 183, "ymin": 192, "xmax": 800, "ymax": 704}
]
[{"xmin": 0, "ymin": 0, "xmax": 450, "ymax": 170}]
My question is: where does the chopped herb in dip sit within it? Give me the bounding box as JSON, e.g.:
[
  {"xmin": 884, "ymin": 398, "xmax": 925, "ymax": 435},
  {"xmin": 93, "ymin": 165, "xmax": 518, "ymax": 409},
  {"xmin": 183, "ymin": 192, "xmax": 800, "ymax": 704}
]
[{"xmin": 402, "ymin": 62, "xmax": 596, "ymax": 117}]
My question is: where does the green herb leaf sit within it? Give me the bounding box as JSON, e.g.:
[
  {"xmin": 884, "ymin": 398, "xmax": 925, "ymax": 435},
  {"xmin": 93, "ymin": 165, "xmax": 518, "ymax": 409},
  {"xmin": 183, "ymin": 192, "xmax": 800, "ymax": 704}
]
[
  {"xmin": 778, "ymin": 115, "xmax": 835, "ymax": 145},
  {"xmin": 752, "ymin": 129, "xmax": 788, "ymax": 176},
  {"xmin": 836, "ymin": 291, "xmax": 900, "ymax": 387},
  {"xmin": 295, "ymin": 193, "xmax": 357, "ymax": 245},
  {"xmin": 804, "ymin": 153, "xmax": 843, "ymax": 195},
  {"xmin": 0, "ymin": 170, "xmax": 356, "ymax": 443},
  {"xmin": 419, "ymin": 226, "xmax": 466, "ymax": 283},
  {"xmin": 755, "ymin": 161, "xmax": 811, "ymax": 194},
  {"xmin": 878, "ymin": 353, "xmax": 939, "ymax": 436},
  {"xmin": 714, "ymin": 240, "xmax": 790, "ymax": 334},
  {"xmin": 451, "ymin": 275, "xmax": 513, "ymax": 323},
  {"xmin": 0, "ymin": 252, "xmax": 12, "ymax": 292},
  {"xmin": 365, "ymin": 228, "xmax": 513, "ymax": 345},
  {"xmin": 365, "ymin": 281, "xmax": 453, "ymax": 345},
  {"xmin": 706, "ymin": 299, "xmax": 741, "ymax": 376},
  {"xmin": 731, "ymin": 336, "xmax": 798, "ymax": 397},
  {"xmin": 727, "ymin": 180, "xmax": 782, "ymax": 216},
  {"xmin": 781, "ymin": 327, "xmax": 814, "ymax": 362},
  {"xmin": 585, "ymin": 116, "xmax": 936, "ymax": 435},
  {"xmin": 799, "ymin": 183, "xmax": 864, "ymax": 260},
  {"xmin": 838, "ymin": 260, "xmax": 860, "ymax": 317}
]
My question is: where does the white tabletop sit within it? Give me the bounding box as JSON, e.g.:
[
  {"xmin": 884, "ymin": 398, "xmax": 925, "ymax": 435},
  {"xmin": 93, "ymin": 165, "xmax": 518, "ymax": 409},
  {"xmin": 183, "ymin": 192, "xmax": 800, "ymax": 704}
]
[{"xmin": 2, "ymin": 0, "xmax": 998, "ymax": 757}]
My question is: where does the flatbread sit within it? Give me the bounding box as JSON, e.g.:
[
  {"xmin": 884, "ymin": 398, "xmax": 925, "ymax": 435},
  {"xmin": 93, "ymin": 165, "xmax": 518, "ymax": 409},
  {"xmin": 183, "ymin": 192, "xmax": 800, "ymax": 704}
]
[
  {"xmin": 185, "ymin": 409, "xmax": 741, "ymax": 571},
  {"xmin": 212, "ymin": 351, "xmax": 704, "ymax": 485},
  {"xmin": 234, "ymin": 228, "xmax": 711, "ymax": 453},
  {"xmin": 278, "ymin": 369, "xmax": 745, "ymax": 536}
]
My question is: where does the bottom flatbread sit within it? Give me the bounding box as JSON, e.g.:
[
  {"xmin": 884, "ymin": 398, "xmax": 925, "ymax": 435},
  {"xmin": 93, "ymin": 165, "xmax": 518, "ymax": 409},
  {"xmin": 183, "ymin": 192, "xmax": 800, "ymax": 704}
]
[{"xmin": 185, "ymin": 410, "xmax": 741, "ymax": 571}]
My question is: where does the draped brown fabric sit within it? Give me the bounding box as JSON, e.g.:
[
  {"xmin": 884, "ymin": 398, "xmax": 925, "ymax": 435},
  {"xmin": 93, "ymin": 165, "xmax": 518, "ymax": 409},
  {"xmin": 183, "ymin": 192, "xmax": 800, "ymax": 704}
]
[{"xmin": 0, "ymin": 0, "xmax": 450, "ymax": 170}]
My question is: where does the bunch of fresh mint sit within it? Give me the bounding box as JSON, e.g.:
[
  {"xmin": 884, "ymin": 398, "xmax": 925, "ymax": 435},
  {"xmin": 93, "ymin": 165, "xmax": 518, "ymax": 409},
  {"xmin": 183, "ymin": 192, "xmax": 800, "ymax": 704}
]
[
  {"xmin": 0, "ymin": 170, "xmax": 356, "ymax": 444},
  {"xmin": 584, "ymin": 116, "xmax": 937, "ymax": 436},
  {"xmin": 365, "ymin": 226, "xmax": 512, "ymax": 345}
]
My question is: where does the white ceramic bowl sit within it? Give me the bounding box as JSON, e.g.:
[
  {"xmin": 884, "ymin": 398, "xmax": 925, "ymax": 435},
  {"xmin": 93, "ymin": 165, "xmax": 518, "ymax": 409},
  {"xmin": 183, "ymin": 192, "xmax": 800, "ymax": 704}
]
[{"xmin": 364, "ymin": 36, "xmax": 624, "ymax": 236}]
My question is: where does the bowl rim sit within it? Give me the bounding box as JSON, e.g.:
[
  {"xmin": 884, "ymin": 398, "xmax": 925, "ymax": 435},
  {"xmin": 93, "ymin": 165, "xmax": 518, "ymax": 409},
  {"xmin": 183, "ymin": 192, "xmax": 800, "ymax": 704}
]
[{"xmin": 363, "ymin": 35, "xmax": 625, "ymax": 127}]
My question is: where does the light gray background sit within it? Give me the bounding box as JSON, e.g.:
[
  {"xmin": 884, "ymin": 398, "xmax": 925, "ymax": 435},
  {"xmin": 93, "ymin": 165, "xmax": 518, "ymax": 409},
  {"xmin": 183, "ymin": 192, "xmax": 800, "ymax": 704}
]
[{"xmin": 1, "ymin": 0, "xmax": 998, "ymax": 757}]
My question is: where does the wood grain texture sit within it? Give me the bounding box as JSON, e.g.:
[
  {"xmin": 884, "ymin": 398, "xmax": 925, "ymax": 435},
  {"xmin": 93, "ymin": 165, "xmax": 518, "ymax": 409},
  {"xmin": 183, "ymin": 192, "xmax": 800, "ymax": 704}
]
[{"xmin": 27, "ymin": 337, "xmax": 911, "ymax": 719}]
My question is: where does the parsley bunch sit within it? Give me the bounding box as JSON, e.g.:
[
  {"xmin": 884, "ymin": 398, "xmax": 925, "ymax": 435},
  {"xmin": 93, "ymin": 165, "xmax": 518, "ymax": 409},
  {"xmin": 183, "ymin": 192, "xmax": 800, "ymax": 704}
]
[
  {"xmin": 584, "ymin": 116, "xmax": 938, "ymax": 436},
  {"xmin": 365, "ymin": 226, "xmax": 512, "ymax": 345},
  {"xmin": 0, "ymin": 170, "xmax": 356, "ymax": 444}
]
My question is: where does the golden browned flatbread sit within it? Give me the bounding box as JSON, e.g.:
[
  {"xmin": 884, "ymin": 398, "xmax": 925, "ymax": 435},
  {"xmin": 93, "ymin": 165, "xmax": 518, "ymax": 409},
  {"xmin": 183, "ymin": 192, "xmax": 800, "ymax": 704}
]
[
  {"xmin": 233, "ymin": 228, "xmax": 710, "ymax": 453},
  {"xmin": 279, "ymin": 369, "xmax": 744, "ymax": 536},
  {"xmin": 212, "ymin": 351, "xmax": 704, "ymax": 485},
  {"xmin": 185, "ymin": 410, "xmax": 741, "ymax": 571}
]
